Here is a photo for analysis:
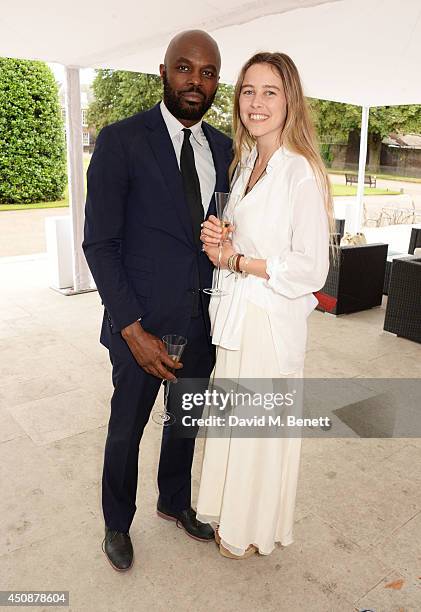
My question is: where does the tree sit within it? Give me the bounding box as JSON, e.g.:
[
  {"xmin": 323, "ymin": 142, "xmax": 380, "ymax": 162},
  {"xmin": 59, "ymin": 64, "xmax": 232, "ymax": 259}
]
[
  {"xmin": 0, "ymin": 58, "xmax": 67, "ymax": 204},
  {"xmin": 309, "ymin": 98, "xmax": 421, "ymax": 171},
  {"xmin": 88, "ymin": 70, "xmax": 162, "ymax": 131},
  {"xmin": 88, "ymin": 69, "xmax": 234, "ymax": 137},
  {"xmin": 204, "ymin": 83, "xmax": 234, "ymax": 136}
]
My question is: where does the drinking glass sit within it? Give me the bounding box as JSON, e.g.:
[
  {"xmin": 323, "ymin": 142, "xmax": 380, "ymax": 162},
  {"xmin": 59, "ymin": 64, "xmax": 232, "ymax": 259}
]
[
  {"xmin": 152, "ymin": 335, "xmax": 187, "ymax": 426},
  {"xmin": 203, "ymin": 192, "xmax": 238, "ymax": 296}
]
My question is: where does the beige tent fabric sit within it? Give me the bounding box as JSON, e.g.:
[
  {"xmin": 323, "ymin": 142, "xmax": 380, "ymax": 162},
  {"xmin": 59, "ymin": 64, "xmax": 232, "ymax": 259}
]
[{"xmin": 1, "ymin": 0, "xmax": 421, "ymax": 105}]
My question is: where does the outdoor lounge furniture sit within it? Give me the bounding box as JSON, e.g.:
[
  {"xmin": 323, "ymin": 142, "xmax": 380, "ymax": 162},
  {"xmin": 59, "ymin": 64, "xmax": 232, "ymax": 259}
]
[
  {"xmin": 408, "ymin": 226, "xmax": 421, "ymax": 254},
  {"xmin": 345, "ymin": 173, "xmax": 376, "ymax": 188},
  {"xmin": 381, "ymin": 206, "xmax": 415, "ymax": 226},
  {"xmin": 383, "ymin": 256, "xmax": 421, "ymax": 343},
  {"xmin": 331, "ymin": 218, "xmax": 345, "ymax": 245},
  {"xmin": 335, "ymin": 218, "xmax": 345, "ymax": 237},
  {"xmin": 316, "ymin": 243, "xmax": 388, "ymax": 315},
  {"xmin": 383, "ymin": 227, "xmax": 421, "ymax": 294},
  {"xmin": 363, "ymin": 202, "xmax": 383, "ymax": 227},
  {"xmin": 363, "ymin": 194, "xmax": 414, "ymax": 228}
]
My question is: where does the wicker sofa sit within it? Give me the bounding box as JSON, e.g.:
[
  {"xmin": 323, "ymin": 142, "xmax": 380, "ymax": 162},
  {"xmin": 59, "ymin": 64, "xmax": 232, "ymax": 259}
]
[
  {"xmin": 316, "ymin": 243, "xmax": 388, "ymax": 315},
  {"xmin": 383, "ymin": 256, "xmax": 421, "ymax": 343}
]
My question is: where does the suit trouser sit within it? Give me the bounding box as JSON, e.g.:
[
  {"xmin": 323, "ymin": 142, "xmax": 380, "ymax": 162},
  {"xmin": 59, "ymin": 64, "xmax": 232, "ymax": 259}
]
[{"xmin": 102, "ymin": 310, "xmax": 214, "ymax": 533}]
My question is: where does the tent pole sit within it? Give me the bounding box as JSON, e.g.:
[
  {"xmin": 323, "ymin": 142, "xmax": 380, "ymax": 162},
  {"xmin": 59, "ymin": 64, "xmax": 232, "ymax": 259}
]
[
  {"xmin": 64, "ymin": 66, "xmax": 93, "ymax": 294},
  {"xmin": 355, "ymin": 105, "xmax": 370, "ymax": 232}
]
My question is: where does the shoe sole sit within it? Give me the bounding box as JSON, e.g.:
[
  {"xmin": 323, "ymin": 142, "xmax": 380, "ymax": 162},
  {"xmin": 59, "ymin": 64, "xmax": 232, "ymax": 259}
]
[
  {"xmin": 156, "ymin": 510, "xmax": 214, "ymax": 542},
  {"xmin": 104, "ymin": 551, "xmax": 134, "ymax": 573},
  {"xmin": 219, "ymin": 543, "xmax": 257, "ymax": 560}
]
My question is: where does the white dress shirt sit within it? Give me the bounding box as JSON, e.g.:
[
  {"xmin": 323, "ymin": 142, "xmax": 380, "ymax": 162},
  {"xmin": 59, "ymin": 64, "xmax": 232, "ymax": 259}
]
[
  {"xmin": 160, "ymin": 101, "xmax": 216, "ymax": 215},
  {"xmin": 209, "ymin": 145, "xmax": 330, "ymax": 374}
]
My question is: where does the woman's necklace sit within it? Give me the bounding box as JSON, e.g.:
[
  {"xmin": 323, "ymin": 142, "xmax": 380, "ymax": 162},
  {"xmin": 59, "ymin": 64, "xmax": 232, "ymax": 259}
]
[{"xmin": 244, "ymin": 158, "xmax": 269, "ymax": 195}]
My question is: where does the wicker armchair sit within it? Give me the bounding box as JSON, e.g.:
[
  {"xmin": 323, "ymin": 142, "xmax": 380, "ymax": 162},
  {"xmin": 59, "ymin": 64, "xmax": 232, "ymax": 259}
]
[
  {"xmin": 331, "ymin": 218, "xmax": 345, "ymax": 245},
  {"xmin": 408, "ymin": 227, "xmax": 421, "ymax": 254},
  {"xmin": 384, "ymin": 257, "xmax": 421, "ymax": 343},
  {"xmin": 384, "ymin": 227, "xmax": 421, "ymax": 295},
  {"xmin": 316, "ymin": 243, "xmax": 388, "ymax": 315}
]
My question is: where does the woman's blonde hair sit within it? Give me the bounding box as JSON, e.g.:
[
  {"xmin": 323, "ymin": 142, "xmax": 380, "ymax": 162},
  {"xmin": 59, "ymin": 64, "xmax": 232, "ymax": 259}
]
[{"xmin": 230, "ymin": 52, "xmax": 334, "ymax": 234}]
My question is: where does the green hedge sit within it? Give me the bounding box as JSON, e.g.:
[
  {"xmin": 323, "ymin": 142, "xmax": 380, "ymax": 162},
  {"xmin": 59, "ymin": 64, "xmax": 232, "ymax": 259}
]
[{"xmin": 0, "ymin": 58, "xmax": 67, "ymax": 204}]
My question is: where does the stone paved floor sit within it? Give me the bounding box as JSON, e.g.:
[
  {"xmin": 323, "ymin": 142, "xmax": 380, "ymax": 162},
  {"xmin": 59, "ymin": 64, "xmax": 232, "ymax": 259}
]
[
  {"xmin": 0, "ymin": 208, "xmax": 69, "ymax": 257},
  {"xmin": 0, "ymin": 256, "xmax": 420, "ymax": 612}
]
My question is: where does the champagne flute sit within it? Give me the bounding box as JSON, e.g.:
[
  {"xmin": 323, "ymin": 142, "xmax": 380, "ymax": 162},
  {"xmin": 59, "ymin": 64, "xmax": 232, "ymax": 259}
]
[
  {"xmin": 222, "ymin": 194, "xmax": 239, "ymax": 239},
  {"xmin": 203, "ymin": 192, "xmax": 233, "ymax": 297},
  {"xmin": 152, "ymin": 335, "xmax": 187, "ymax": 426}
]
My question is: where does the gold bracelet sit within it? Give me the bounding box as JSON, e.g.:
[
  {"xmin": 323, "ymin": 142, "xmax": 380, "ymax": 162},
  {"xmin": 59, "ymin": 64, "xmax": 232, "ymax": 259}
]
[
  {"xmin": 228, "ymin": 253, "xmax": 237, "ymax": 273},
  {"xmin": 241, "ymin": 256, "xmax": 252, "ymax": 278}
]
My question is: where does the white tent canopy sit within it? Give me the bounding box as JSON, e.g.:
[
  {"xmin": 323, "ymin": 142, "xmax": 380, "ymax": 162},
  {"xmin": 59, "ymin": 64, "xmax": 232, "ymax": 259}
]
[
  {"xmin": 2, "ymin": 0, "xmax": 421, "ymax": 106},
  {"xmin": 1, "ymin": 0, "xmax": 421, "ymax": 291}
]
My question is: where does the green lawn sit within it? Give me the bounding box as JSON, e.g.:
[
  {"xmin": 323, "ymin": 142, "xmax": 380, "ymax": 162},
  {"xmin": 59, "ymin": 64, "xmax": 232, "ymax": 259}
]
[
  {"xmin": 332, "ymin": 184, "xmax": 400, "ymax": 196},
  {"xmin": 328, "ymin": 169, "xmax": 421, "ymax": 184},
  {"xmin": 0, "ymin": 199, "xmax": 70, "ymax": 211}
]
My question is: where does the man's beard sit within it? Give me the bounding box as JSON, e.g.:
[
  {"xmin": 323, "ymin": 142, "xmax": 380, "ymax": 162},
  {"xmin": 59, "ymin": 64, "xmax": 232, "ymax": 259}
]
[{"xmin": 162, "ymin": 72, "xmax": 216, "ymax": 121}]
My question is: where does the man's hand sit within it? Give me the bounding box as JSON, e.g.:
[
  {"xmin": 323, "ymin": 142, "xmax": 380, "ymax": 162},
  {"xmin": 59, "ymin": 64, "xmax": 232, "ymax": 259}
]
[{"xmin": 121, "ymin": 321, "xmax": 182, "ymax": 381}]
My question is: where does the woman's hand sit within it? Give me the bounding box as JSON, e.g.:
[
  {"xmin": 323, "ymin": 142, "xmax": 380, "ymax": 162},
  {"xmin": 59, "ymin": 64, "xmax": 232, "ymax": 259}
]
[
  {"xmin": 202, "ymin": 240, "xmax": 237, "ymax": 269},
  {"xmin": 200, "ymin": 215, "xmax": 234, "ymax": 246}
]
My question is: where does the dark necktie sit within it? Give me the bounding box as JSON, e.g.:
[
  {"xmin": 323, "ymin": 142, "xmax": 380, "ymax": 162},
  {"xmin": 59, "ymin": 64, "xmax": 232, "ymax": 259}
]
[{"xmin": 180, "ymin": 128, "xmax": 203, "ymax": 244}]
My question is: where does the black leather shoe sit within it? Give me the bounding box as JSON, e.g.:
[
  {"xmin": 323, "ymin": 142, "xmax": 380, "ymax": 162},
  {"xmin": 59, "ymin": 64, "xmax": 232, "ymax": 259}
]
[
  {"xmin": 102, "ymin": 527, "xmax": 134, "ymax": 571},
  {"xmin": 157, "ymin": 499, "xmax": 214, "ymax": 542}
]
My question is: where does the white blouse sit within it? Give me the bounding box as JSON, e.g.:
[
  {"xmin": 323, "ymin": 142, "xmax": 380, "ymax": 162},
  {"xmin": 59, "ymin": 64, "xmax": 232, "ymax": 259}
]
[{"xmin": 209, "ymin": 144, "xmax": 330, "ymax": 374}]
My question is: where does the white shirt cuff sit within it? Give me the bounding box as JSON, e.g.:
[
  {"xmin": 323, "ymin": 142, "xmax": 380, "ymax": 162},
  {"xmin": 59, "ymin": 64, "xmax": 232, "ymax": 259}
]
[{"xmin": 265, "ymin": 256, "xmax": 288, "ymax": 293}]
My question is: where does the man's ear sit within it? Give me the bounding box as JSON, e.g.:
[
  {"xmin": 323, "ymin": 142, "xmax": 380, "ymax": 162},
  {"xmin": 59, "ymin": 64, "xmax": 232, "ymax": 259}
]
[{"xmin": 159, "ymin": 64, "xmax": 165, "ymax": 81}]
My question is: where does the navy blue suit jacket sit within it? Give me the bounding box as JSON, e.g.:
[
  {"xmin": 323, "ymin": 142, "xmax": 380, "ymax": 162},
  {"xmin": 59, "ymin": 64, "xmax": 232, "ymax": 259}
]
[{"xmin": 83, "ymin": 103, "xmax": 232, "ymax": 349}]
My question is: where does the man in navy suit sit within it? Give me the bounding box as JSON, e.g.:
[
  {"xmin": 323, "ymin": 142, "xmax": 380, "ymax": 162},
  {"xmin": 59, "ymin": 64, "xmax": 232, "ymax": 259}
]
[{"xmin": 83, "ymin": 30, "xmax": 232, "ymax": 570}]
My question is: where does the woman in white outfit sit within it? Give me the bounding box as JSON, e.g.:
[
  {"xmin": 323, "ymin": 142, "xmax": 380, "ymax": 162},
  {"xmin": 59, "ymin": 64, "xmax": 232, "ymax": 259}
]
[{"xmin": 196, "ymin": 52, "xmax": 333, "ymax": 559}]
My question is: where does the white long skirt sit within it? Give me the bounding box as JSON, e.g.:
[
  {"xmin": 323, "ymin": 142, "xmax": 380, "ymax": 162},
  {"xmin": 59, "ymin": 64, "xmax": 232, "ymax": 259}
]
[{"xmin": 196, "ymin": 300, "xmax": 303, "ymax": 557}]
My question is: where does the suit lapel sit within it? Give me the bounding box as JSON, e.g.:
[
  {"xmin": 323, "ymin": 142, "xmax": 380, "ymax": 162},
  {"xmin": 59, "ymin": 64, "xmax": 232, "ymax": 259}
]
[
  {"xmin": 144, "ymin": 105, "xmax": 230, "ymax": 240},
  {"xmin": 144, "ymin": 105, "xmax": 195, "ymax": 247},
  {"xmin": 202, "ymin": 123, "xmax": 230, "ymax": 219}
]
